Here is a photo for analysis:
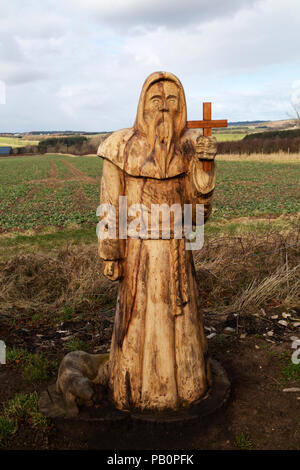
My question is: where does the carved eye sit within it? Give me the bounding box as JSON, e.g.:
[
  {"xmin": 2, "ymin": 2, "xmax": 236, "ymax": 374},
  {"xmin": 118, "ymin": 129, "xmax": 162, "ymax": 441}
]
[{"xmin": 167, "ymin": 96, "xmax": 177, "ymax": 105}]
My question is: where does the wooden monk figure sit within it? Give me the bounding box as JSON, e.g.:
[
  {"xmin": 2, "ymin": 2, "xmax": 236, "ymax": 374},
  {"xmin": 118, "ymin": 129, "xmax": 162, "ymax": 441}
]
[{"xmin": 97, "ymin": 71, "xmax": 218, "ymax": 411}]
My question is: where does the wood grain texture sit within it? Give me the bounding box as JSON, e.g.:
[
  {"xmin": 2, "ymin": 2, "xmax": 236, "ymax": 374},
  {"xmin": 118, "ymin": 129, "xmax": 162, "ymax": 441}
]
[
  {"xmin": 203, "ymin": 102, "xmax": 212, "ymax": 121},
  {"xmin": 187, "ymin": 120, "xmax": 227, "ymax": 129}
]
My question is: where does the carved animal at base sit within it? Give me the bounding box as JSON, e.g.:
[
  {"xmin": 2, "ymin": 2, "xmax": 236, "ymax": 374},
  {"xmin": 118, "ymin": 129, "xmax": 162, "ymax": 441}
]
[{"xmin": 56, "ymin": 351, "xmax": 109, "ymax": 416}]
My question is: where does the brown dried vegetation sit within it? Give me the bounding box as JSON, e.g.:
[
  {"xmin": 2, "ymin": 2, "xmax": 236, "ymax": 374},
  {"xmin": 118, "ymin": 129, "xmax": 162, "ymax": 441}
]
[
  {"xmin": 0, "ymin": 231, "xmax": 298, "ymax": 320},
  {"xmin": 194, "ymin": 230, "xmax": 299, "ymax": 312},
  {"xmin": 0, "ymin": 246, "xmax": 116, "ymax": 315}
]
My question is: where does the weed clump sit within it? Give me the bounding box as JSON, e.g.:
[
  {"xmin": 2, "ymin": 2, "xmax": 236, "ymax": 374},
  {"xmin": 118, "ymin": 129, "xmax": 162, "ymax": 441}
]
[
  {"xmin": 7, "ymin": 348, "xmax": 51, "ymax": 383},
  {"xmin": 0, "ymin": 392, "xmax": 48, "ymax": 446}
]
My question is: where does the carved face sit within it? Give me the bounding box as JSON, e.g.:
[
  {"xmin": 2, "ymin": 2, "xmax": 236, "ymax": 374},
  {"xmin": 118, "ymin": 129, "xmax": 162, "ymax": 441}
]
[
  {"xmin": 143, "ymin": 80, "xmax": 180, "ymax": 123},
  {"xmin": 134, "ymin": 72, "xmax": 187, "ymax": 148},
  {"xmin": 142, "ymin": 80, "xmax": 180, "ymax": 150}
]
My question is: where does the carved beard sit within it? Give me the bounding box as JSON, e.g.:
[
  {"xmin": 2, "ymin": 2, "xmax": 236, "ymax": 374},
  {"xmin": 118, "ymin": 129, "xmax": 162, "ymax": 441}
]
[{"xmin": 147, "ymin": 112, "xmax": 175, "ymax": 159}]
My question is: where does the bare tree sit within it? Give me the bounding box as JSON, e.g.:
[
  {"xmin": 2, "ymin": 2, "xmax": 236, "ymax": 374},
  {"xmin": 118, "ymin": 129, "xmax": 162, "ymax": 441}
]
[{"xmin": 288, "ymin": 102, "xmax": 300, "ymax": 127}]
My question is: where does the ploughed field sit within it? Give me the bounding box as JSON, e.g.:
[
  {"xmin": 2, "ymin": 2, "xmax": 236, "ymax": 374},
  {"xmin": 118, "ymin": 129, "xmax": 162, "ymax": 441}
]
[{"xmin": 0, "ymin": 153, "xmax": 299, "ymax": 234}]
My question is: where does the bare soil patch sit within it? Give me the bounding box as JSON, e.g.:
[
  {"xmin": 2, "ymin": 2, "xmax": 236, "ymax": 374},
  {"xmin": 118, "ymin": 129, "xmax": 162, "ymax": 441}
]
[
  {"xmin": 49, "ymin": 160, "xmax": 58, "ymax": 179},
  {"xmin": 1, "ymin": 311, "xmax": 299, "ymax": 450},
  {"xmin": 62, "ymin": 160, "xmax": 97, "ymax": 184}
]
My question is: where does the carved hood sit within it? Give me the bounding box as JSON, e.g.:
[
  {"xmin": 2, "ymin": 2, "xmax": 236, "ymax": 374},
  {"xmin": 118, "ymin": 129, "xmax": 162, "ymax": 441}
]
[{"xmin": 98, "ymin": 71, "xmax": 199, "ymax": 179}]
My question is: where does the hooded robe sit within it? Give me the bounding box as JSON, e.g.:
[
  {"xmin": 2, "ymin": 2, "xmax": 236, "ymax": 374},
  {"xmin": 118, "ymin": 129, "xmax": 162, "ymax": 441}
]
[{"xmin": 98, "ymin": 72, "xmax": 217, "ymax": 411}]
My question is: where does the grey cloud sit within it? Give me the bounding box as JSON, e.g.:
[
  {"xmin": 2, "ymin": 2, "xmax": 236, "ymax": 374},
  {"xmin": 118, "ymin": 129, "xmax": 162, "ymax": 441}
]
[
  {"xmin": 0, "ymin": 36, "xmax": 50, "ymax": 85},
  {"xmin": 0, "ymin": 2, "xmax": 74, "ymax": 87},
  {"xmin": 0, "ymin": 0, "xmax": 299, "ymax": 131},
  {"xmin": 121, "ymin": 0, "xmax": 300, "ymax": 80},
  {"xmin": 69, "ymin": 0, "xmax": 260, "ymax": 30},
  {"xmin": 0, "ymin": 2, "xmax": 70, "ymax": 38},
  {"xmin": 5, "ymin": 69, "xmax": 49, "ymax": 86}
]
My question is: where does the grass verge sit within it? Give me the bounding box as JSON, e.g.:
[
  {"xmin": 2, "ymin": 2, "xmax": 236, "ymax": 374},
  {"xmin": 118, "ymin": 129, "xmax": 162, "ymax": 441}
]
[
  {"xmin": 0, "ymin": 226, "xmax": 97, "ymax": 259},
  {"xmin": 7, "ymin": 348, "xmax": 52, "ymax": 383},
  {"xmin": 0, "ymin": 392, "xmax": 48, "ymax": 446}
]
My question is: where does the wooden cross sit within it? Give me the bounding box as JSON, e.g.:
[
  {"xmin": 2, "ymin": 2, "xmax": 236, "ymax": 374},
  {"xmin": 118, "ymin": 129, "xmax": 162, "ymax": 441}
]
[{"xmin": 187, "ymin": 102, "xmax": 227, "ymax": 171}]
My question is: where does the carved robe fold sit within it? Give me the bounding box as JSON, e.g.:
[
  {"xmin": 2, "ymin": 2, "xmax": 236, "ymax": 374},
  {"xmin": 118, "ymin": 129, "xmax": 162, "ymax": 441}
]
[{"xmin": 98, "ymin": 127, "xmax": 216, "ymax": 411}]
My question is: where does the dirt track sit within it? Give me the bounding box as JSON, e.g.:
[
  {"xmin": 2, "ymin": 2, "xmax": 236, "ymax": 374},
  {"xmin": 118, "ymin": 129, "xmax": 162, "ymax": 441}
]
[{"xmin": 29, "ymin": 160, "xmax": 98, "ymax": 185}]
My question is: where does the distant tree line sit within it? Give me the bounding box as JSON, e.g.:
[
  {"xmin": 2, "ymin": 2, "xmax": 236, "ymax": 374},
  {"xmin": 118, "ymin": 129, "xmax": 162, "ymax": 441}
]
[
  {"xmin": 244, "ymin": 129, "xmax": 300, "ymax": 140},
  {"xmin": 217, "ymin": 129, "xmax": 300, "ymax": 154},
  {"xmin": 38, "ymin": 135, "xmax": 89, "ymax": 154},
  {"xmin": 25, "ymin": 131, "xmax": 110, "ymax": 136},
  {"xmin": 9, "ymin": 128, "xmax": 300, "ymax": 156},
  {"xmin": 11, "ymin": 134, "xmax": 110, "ymax": 156}
]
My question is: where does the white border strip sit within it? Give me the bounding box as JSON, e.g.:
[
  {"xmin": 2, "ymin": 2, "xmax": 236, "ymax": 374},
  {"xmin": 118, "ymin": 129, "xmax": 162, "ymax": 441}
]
[{"xmin": 0, "ymin": 80, "xmax": 6, "ymax": 104}]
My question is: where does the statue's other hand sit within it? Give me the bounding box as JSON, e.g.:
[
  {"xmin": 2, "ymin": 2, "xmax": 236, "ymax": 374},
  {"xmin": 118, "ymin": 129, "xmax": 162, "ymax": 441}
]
[
  {"xmin": 103, "ymin": 260, "xmax": 123, "ymax": 281},
  {"xmin": 195, "ymin": 136, "xmax": 217, "ymax": 160}
]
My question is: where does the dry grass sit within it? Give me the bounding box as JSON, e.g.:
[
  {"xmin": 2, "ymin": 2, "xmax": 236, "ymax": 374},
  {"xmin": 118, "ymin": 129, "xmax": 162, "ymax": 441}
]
[
  {"xmin": 194, "ymin": 230, "xmax": 300, "ymax": 312},
  {"xmin": 216, "ymin": 152, "xmax": 300, "ymax": 163},
  {"xmin": 0, "ymin": 245, "xmax": 116, "ymax": 315},
  {"xmin": 0, "ymin": 231, "xmax": 299, "ymax": 320},
  {"xmin": 230, "ymin": 265, "xmax": 299, "ymax": 311}
]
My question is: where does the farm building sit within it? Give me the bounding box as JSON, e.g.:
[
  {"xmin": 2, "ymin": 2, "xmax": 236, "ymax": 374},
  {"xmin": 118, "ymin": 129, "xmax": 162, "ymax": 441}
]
[{"xmin": 0, "ymin": 146, "xmax": 12, "ymax": 155}]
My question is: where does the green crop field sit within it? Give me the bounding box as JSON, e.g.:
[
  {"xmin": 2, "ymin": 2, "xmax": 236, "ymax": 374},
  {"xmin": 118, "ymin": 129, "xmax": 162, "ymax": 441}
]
[
  {"xmin": 0, "ymin": 155, "xmax": 102, "ymax": 231},
  {"xmin": 0, "ymin": 137, "xmax": 39, "ymax": 148},
  {"xmin": 0, "ymin": 154, "xmax": 299, "ymax": 254},
  {"xmin": 214, "ymin": 160, "xmax": 299, "ymax": 218}
]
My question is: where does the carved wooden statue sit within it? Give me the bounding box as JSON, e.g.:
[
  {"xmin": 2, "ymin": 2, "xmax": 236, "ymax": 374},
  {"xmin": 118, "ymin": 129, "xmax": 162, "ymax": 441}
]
[
  {"xmin": 97, "ymin": 71, "xmax": 220, "ymax": 411},
  {"xmin": 53, "ymin": 71, "xmax": 227, "ymax": 417}
]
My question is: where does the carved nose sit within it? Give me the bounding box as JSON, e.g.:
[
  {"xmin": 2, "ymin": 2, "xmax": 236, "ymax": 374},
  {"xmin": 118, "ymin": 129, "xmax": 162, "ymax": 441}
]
[{"xmin": 159, "ymin": 102, "xmax": 169, "ymax": 112}]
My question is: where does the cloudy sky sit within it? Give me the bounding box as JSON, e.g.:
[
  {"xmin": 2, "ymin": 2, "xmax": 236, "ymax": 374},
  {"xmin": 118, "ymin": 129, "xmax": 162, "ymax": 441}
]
[{"xmin": 0, "ymin": 0, "xmax": 300, "ymax": 132}]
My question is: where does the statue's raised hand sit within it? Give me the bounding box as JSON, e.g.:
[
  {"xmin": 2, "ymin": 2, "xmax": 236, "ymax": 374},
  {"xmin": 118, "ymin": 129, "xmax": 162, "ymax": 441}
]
[
  {"xmin": 195, "ymin": 135, "xmax": 217, "ymax": 161},
  {"xmin": 56, "ymin": 351, "xmax": 109, "ymax": 417}
]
